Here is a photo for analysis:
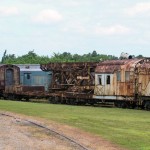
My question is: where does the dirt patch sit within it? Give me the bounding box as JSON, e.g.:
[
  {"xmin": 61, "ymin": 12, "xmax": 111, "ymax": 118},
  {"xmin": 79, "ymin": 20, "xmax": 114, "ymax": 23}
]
[
  {"xmin": 0, "ymin": 113, "xmax": 80, "ymax": 150},
  {"xmin": 0, "ymin": 111, "xmax": 126, "ymax": 150}
]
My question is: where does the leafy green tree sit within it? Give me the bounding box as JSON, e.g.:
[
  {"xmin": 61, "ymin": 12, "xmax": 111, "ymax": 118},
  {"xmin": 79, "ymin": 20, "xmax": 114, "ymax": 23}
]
[
  {"xmin": 1, "ymin": 50, "xmax": 119, "ymax": 64},
  {"xmin": 91, "ymin": 50, "xmax": 97, "ymax": 57},
  {"xmin": 1, "ymin": 50, "xmax": 7, "ymax": 63},
  {"xmin": 136, "ymin": 55, "xmax": 143, "ymax": 58}
]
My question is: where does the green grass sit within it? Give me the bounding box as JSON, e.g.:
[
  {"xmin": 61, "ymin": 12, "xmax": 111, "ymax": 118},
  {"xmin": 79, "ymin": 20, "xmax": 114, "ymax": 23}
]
[{"xmin": 0, "ymin": 100, "xmax": 150, "ymax": 150}]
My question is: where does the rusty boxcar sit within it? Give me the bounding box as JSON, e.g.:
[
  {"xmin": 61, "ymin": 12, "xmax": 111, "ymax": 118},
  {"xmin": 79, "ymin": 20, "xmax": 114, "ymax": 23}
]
[
  {"xmin": 0, "ymin": 64, "xmax": 46, "ymax": 100},
  {"xmin": 94, "ymin": 58, "xmax": 150, "ymax": 109}
]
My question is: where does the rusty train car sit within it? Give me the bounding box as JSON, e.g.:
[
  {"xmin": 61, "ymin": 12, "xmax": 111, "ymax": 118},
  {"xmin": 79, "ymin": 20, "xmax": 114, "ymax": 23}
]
[
  {"xmin": 0, "ymin": 64, "xmax": 20, "ymax": 94},
  {"xmin": 41, "ymin": 58, "xmax": 150, "ymax": 110},
  {"xmin": 41, "ymin": 62, "xmax": 97, "ymax": 104},
  {"xmin": 0, "ymin": 58, "xmax": 150, "ymax": 110},
  {"xmin": 94, "ymin": 58, "xmax": 150, "ymax": 109},
  {"xmin": 0, "ymin": 64, "xmax": 45, "ymax": 100}
]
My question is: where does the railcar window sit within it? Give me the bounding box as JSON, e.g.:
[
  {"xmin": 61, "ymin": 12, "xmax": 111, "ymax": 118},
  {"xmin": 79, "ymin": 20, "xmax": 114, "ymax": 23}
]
[
  {"xmin": 33, "ymin": 76, "xmax": 44, "ymax": 85},
  {"xmin": 106, "ymin": 75, "xmax": 110, "ymax": 84},
  {"xmin": 27, "ymin": 74, "xmax": 30, "ymax": 79},
  {"xmin": 97, "ymin": 75, "xmax": 102, "ymax": 85},
  {"xmin": 117, "ymin": 71, "xmax": 121, "ymax": 81},
  {"xmin": 125, "ymin": 71, "xmax": 130, "ymax": 81}
]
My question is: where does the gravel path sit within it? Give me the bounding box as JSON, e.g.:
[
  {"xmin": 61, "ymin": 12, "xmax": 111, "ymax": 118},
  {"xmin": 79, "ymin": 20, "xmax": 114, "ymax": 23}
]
[
  {"xmin": 0, "ymin": 112, "xmax": 126, "ymax": 150},
  {"xmin": 0, "ymin": 114, "xmax": 80, "ymax": 150}
]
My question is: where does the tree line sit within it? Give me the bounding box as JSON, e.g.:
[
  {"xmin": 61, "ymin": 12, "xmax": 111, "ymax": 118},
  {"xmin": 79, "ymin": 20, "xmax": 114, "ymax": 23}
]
[
  {"xmin": 1, "ymin": 50, "xmax": 143, "ymax": 64},
  {"xmin": 1, "ymin": 50, "xmax": 119, "ymax": 64}
]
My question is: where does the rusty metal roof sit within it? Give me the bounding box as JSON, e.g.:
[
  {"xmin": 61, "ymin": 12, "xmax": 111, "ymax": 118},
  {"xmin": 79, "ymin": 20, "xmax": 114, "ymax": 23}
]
[
  {"xmin": 95, "ymin": 58, "xmax": 144, "ymax": 73},
  {"xmin": 138, "ymin": 58, "xmax": 150, "ymax": 70},
  {"xmin": 0, "ymin": 64, "xmax": 20, "ymax": 70}
]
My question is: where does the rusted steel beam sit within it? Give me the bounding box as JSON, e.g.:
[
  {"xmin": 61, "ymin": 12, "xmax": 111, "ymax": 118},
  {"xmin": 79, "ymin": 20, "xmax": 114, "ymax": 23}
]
[
  {"xmin": 41, "ymin": 62, "xmax": 98, "ymax": 95},
  {"xmin": 41, "ymin": 62, "xmax": 98, "ymax": 71}
]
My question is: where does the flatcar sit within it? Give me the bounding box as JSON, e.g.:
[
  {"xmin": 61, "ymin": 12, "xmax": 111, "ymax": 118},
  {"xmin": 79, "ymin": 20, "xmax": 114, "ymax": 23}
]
[{"xmin": 40, "ymin": 62, "xmax": 97, "ymax": 105}]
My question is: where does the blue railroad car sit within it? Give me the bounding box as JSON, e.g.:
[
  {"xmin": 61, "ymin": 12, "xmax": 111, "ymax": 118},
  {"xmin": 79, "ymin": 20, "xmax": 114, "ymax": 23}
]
[{"xmin": 16, "ymin": 64, "xmax": 52, "ymax": 91}]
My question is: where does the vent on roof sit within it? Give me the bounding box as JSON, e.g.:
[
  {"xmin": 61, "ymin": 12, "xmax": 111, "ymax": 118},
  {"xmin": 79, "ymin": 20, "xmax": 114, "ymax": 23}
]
[
  {"xmin": 120, "ymin": 52, "xmax": 133, "ymax": 60},
  {"xmin": 25, "ymin": 66, "xmax": 30, "ymax": 69}
]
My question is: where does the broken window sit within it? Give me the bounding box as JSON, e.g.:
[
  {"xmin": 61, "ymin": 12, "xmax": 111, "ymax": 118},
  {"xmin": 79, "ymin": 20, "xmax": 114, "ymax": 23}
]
[
  {"xmin": 97, "ymin": 75, "xmax": 102, "ymax": 85},
  {"xmin": 106, "ymin": 75, "xmax": 110, "ymax": 84}
]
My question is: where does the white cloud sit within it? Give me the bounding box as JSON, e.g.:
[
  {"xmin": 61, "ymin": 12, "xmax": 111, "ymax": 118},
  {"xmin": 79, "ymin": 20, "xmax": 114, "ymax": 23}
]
[
  {"xmin": 94, "ymin": 25, "xmax": 131, "ymax": 36},
  {"xmin": 63, "ymin": 22, "xmax": 86, "ymax": 33},
  {"xmin": 126, "ymin": 2, "xmax": 150, "ymax": 16},
  {"xmin": 33, "ymin": 9, "xmax": 63, "ymax": 24},
  {"xmin": 0, "ymin": 6, "xmax": 19, "ymax": 16}
]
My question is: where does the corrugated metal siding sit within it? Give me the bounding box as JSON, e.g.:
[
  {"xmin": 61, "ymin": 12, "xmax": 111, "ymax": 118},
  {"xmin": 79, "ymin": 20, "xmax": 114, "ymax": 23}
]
[{"xmin": 20, "ymin": 70, "xmax": 52, "ymax": 91}]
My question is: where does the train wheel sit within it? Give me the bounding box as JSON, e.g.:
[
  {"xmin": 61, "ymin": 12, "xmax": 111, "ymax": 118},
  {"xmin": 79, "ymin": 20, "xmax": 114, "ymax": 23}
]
[
  {"xmin": 8, "ymin": 94, "xmax": 15, "ymax": 100},
  {"xmin": 16, "ymin": 96, "xmax": 22, "ymax": 101},
  {"xmin": 126, "ymin": 102, "xmax": 135, "ymax": 109},
  {"xmin": 144, "ymin": 101, "xmax": 150, "ymax": 110},
  {"xmin": 60, "ymin": 97, "xmax": 66, "ymax": 104},
  {"xmin": 114, "ymin": 101, "xmax": 125, "ymax": 108},
  {"xmin": 66, "ymin": 99, "xmax": 76, "ymax": 105},
  {"xmin": 48, "ymin": 97, "xmax": 53, "ymax": 103},
  {"xmin": 119, "ymin": 102, "xmax": 127, "ymax": 108},
  {"xmin": 130, "ymin": 104, "xmax": 136, "ymax": 109},
  {"xmin": 114, "ymin": 101, "xmax": 119, "ymax": 107},
  {"xmin": 25, "ymin": 97, "xmax": 29, "ymax": 101},
  {"xmin": 70, "ymin": 99, "xmax": 76, "ymax": 105},
  {"xmin": 54, "ymin": 96, "xmax": 60, "ymax": 104}
]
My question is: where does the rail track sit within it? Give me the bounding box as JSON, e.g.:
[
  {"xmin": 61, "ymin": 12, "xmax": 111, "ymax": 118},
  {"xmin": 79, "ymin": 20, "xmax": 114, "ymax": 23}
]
[
  {"xmin": 1, "ymin": 98, "xmax": 150, "ymax": 111},
  {"xmin": 1, "ymin": 112, "xmax": 90, "ymax": 150}
]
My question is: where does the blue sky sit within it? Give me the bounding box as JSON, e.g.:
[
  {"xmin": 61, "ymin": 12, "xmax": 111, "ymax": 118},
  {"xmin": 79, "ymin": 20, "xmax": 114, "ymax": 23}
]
[{"xmin": 0, "ymin": 0, "xmax": 150, "ymax": 58}]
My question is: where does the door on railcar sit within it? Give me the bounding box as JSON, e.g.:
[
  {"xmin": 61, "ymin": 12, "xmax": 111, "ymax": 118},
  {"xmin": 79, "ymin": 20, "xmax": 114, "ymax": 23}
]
[
  {"xmin": 94, "ymin": 74, "xmax": 114, "ymax": 96},
  {"xmin": 116, "ymin": 71, "xmax": 135, "ymax": 96},
  {"xmin": 5, "ymin": 69, "xmax": 14, "ymax": 86},
  {"xmin": 24, "ymin": 73, "xmax": 31, "ymax": 86}
]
